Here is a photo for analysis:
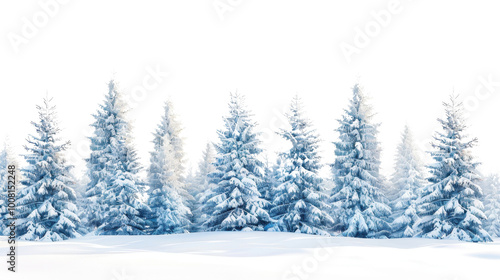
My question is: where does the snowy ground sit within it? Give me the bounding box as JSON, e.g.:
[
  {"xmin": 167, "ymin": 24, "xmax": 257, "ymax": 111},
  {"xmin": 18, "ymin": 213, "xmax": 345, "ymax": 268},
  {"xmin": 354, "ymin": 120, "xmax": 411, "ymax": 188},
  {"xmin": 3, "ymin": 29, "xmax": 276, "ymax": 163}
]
[{"xmin": 0, "ymin": 232, "xmax": 499, "ymax": 280}]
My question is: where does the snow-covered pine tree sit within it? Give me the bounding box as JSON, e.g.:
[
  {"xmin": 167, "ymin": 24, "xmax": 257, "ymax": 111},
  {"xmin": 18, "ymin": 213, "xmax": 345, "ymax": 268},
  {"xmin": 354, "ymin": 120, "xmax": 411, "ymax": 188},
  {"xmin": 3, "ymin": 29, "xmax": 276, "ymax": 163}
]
[
  {"xmin": 269, "ymin": 155, "xmax": 285, "ymax": 196},
  {"xmin": 480, "ymin": 174, "xmax": 500, "ymax": 238},
  {"xmin": 73, "ymin": 176, "xmax": 89, "ymax": 232},
  {"xmin": 147, "ymin": 101, "xmax": 191, "ymax": 234},
  {"xmin": 270, "ymin": 96, "xmax": 333, "ymax": 236},
  {"xmin": 329, "ymin": 83, "xmax": 391, "ymax": 238},
  {"xmin": 184, "ymin": 167, "xmax": 197, "ymax": 214},
  {"xmin": 258, "ymin": 155, "xmax": 275, "ymax": 211},
  {"xmin": 417, "ymin": 95, "xmax": 491, "ymax": 242},
  {"xmin": 16, "ymin": 97, "xmax": 82, "ymax": 241},
  {"xmin": 156, "ymin": 100, "xmax": 191, "ymax": 204},
  {"xmin": 85, "ymin": 81, "xmax": 150, "ymax": 235},
  {"xmin": 83, "ymin": 81, "xmax": 124, "ymax": 230},
  {"xmin": 0, "ymin": 140, "xmax": 21, "ymax": 236},
  {"xmin": 390, "ymin": 125, "xmax": 425, "ymax": 238},
  {"xmin": 190, "ymin": 143, "xmax": 216, "ymax": 231},
  {"xmin": 190, "ymin": 143, "xmax": 216, "ymax": 201},
  {"xmin": 202, "ymin": 93, "xmax": 271, "ymax": 231},
  {"xmin": 0, "ymin": 143, "xmax": 9, "ymax": 235}
]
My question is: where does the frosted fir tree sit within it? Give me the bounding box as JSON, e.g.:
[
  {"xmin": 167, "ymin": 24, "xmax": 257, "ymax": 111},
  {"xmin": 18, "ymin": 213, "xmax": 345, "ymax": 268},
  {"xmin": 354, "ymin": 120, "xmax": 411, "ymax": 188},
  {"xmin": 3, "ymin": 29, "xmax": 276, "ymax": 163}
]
[
  {"xmin": 417, "ymin": 95, "xmax": 491, "ymax": 242},
  {"xmin": 16, "ymin": 97, "xmax": 82, "ymax": 241},
  {"xmin": 480, "ymin": 174, "xmax": 500, "ymax": 238},
  {"xmin": 0, "ymin": 143, "xmax": 10, "ymax": 235},
  {"xmin": 0, "ymin": 140, "xmax": 21, "ymax": 236},
  {"xmin": 83, "ymin": 81, "xmax": 127, "ymax": 230},
  {"xmin": 329, "ymin": 84, "xmax": 391, "ymax": 238},
  {"xmin": 85, "ymin": 81, "xmax": 150, "ymax": 235},
  {"xmin": 270, "ymin": 97, "xmax": 333, "ymax": 235},
  {"xmin": 155, "ymin": 100, "xmax": 191, "ymax": 204},
  {"xmin": 147, "ymin": 101, "xmax": 191, "ymax": 234},
  {"xmin": 203, "ymin": 93, "xmax": 271, "ymax": 231},
  {"xmin": 190, "ymin": 143, "xmax": 216, "ymax": 230},
  {"xmin": 259, "ymin": 155, "xmax": 279, "ymax": 208},
  {"xmin": 189, "ymin": 143, "xmax": 216, "ymax": 201},
  {"xmin": 184, "ymin": 167, "xmax": 197, "ymax": 212},
  {"xmin": 389, "ymin": 125, "xmax": 426, "ymax": 238},
  {"xmin": 97, "ymin": 146, "xmax": 150, "ymax": 235}
]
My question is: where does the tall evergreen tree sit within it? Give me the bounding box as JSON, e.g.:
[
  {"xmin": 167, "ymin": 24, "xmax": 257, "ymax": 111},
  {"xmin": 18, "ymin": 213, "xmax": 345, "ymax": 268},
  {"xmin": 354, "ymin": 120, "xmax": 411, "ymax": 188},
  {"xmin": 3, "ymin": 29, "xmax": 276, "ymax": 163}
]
[
  {"xmin": 147, "ymin": 101, "xmax": 191, "ymax": 234},
  {"xmin": 155, "ymin": 100, "xmax": 191, "ymax": 204},
  {"xmin": 390, "ymin": 125, "xmax": 425, "ymax": 238},
  {"xmin": 329, "ymin": 84, "xmax": 391, "ymax": 238},
  {"xmin": 16, "ymin": 97, "xmax": 82, "ymax": 241},
  {"xmin": 190, "ymin": 143, "xmax": 216, "ymax": 230},
  {"xmin": 417, "ymin": 95, "xmax": 491, "ymax": 242},
  {"xmin": 191, "ymin": 143, "xmax": 216, "ymax": 201},
  {"xmin": 85, "ymin": 81, "xmax": 150, "ymax": 235},
  {"xmin": 482, "ymin": 174, "xmax": 500, "ymax": 237},
  {"xmin": 84, "ymin": 81, "xmax": 125, "ymax": 230},
  {"xmin": 184, "ymin": 167, "xmax": 197, "ymax": 217},
  {"xmin": 202, "ymin": 93, "xmax": 271, "ymax": 231},
  {"xmin": 259, "ymin": 155, "xmax": 277, "ymax": 208},
  {"xmin": 270, "ymin": 96, "xmax": 333, "ymax": 235}
]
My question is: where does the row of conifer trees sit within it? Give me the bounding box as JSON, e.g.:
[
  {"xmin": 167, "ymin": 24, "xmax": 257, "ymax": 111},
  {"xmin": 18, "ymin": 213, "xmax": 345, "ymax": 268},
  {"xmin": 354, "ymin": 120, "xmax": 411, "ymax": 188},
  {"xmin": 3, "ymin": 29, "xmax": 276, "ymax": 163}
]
[{"xmin": 0, "ymin": 81, "xmax": 498, "ymax": 242}]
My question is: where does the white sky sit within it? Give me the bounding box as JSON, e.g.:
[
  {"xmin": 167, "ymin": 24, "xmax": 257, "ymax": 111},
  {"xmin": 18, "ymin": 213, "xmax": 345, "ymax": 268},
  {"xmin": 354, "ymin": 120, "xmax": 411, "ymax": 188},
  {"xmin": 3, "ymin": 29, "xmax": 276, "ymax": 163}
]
[{"xmin": 1, "ymin": 0, "xmax": 500, "ymax": 180}]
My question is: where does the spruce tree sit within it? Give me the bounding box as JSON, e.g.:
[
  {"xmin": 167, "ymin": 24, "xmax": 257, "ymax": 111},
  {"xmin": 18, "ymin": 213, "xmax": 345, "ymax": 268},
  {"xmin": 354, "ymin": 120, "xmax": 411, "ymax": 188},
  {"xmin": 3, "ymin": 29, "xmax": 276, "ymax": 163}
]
[
  {"xmin": 155, "ymin": 100, "xmax": 191, "ymax": 204},
  {"xmin": 16, "ymin": 97, "xmax": 82, "ymax": 241},
  {"xmin": 390, "ymin": 125, "xmax": 425, "ymax": 238},
  {"xmin": 482, "ymin": 174, "xmax": 500, "ymax": 237},
  {"xmin": 190, "ymin": 143, "xmax": 216, "ymax": 231},
  {"xmin": 84, "ymin": 81, "xmax": 125, "ymax": 230},
  {"xmin": 329, "ymin": 84, "xmax": 391, "ymax": 238},
  {"xmin": 0, "ymin": 141, "xmax": 20, "ymax": 236},
  {"xmin": 0, "ymin": 143, "xmax": 10, "ymax": 235},
  {"xmin": 85, "ymin": 81, "xmax": 150, "ymax": 235},
  {"xmin": 417, "ymin": 95, "xmax": 491, "ymax": 242},
  {"xmin": 147, "ymin": 101, "xmax": 191, "ymax": 234},
  {"xmin": 259, "ymin": 155, "xmax": 276, "ymax": 208},
  {"xmin": 203, "ymin": 93, "xmax": 270, "ymax": 231},
  {"xmin": 270, "ymin": 96, "xmax": 333, "ymax": 235},
  {"xmin": 191, "ymin": 143, "xmax": 216, "ymax": 201}
]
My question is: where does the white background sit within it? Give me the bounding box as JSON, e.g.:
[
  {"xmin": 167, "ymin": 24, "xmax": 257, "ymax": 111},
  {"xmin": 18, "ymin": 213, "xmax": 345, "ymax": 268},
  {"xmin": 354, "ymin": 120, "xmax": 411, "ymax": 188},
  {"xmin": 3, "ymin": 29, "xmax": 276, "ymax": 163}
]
[{"xmin": 1, "ymin": 0, "xmax": 499, "ymax": 180}]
